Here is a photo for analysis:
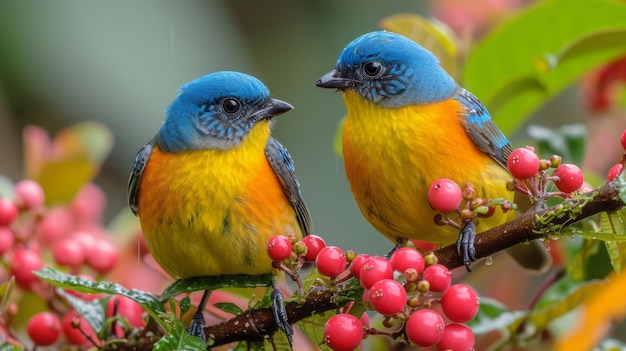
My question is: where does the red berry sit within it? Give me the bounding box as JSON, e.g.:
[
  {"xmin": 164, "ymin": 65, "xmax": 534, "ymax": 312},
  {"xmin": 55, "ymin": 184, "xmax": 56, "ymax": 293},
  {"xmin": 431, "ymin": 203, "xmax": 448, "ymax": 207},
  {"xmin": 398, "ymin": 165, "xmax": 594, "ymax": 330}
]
[
  {"xmin": 71, "ymin": 183, "xmax": 106, "ymax": 223},
  {"xmin": 368, "ymin": 279, "xmax": 407, "ymax": 315},
  {"xmin": 62, "ymin": 311, "xmax": 97, "ymax": 347},
  {"xmin": 301, "ymin": 234, "xmax": 326, "ymax": 262},
  {"xmin": 428, "ymin": 179, "xmax": 462, "ymax": 213},
  {"xmin": 507, "ymin": 147, "xmax": 540, "ymax": 179},
  {"xmin": 349, "ymin": 254, "xmax": 370, "ymax": 279},
  {"xmin": 266, "ymin": 235, "xmax": 293, "ymax": 261},
  {"xmin": 85, "ymin": 239, "xmax": 118, "ymax": 274},
  {"xmin": 406, "ymin": 309, "xmax": 445, "ymax": 346},
  {"xmin": 442, "ymin": 284, "xmax": 479, "ymax": 323},
  {"xmin": 53, "ymin": 238, "xmax": 86, "ymax": 268},
  {"xmin": 37, "ymin": 208, "xmax": 74, "ymax": 246},
  {"xmin": 0, "ymin": 198, "xmax": 19, "ymax": 226},
  {"xmin": 27, "ymin": 312, "xmax": 61, "ymax": 346},
  {"xmin": 621, "ymin": 130, "xmax": 626, "ymax": 150},
  {"xmin": 390, "ymin": 247, "xmax": 425, "ymax": 275},
  {"xmin": 437, "ymin": 323, "xmax": 475, "ymax": 351},
  {"xmin": 359, "ymin": 256, "xmax": 393, "ymax": 289},
  {"xmin": 10, "ymin": 248, "xmax": 44, "ymax": 289},
  {"xmin": 316, "ymin": 246, "xmax": 346, "ymax": 278},
  {"xmin": 323, "ymin": 314, "xmax": 363, "ymax": 351},
  {"xmin": 553, "ymin": 163, "xmax": 584, "ymax": 193},
  {"xmin": 106, "ymin": 295, "xmax": 145, "ymax": 329},
  {"xmin": 607, "ymin": 163, "xmax": 623, "ymax": 182},
  {"xmin": 422, "ymin": 264, "xmax": 452, "ymax": 292},
  {"xmin": 14, "ymin": 180, "xmax": 45, "ymax": 210},
  {"xmin": 0, "ymin": 227, "xmax": 14, "ymax": 255}
]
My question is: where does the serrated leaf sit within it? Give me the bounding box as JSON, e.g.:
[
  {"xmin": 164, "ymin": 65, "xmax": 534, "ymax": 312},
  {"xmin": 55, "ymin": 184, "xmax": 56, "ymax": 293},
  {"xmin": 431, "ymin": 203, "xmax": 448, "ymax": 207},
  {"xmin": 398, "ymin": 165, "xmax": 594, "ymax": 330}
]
[
  {"xmin": 34, "ymin": 267, "xmax": 165, "ymax": 325},
  {"xmin": 160, "ymin": 274, "xmax": 274, "ymax": 302},
  {"xmin": 599, "ymin": 210, "xmax": 626, "ymax": 273},
  {"xmin": 153, "ymin": 317, "xmax": 206, "ymax": 351},
  {"xmin": 213, "ymin": 302, "xmax": 244, "ymax": 316}
]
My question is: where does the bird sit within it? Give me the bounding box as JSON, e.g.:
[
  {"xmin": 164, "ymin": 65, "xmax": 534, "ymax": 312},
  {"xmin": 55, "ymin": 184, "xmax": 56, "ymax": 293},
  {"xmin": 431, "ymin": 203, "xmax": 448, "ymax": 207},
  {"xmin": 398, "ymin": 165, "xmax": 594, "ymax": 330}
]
[
  {"xmin": 128, "ymin": 71, "xmax": 312, "ymax": 344},
  {"xmin": 315, "ymin": 31, "xmax": 545, "ymax": 269}
]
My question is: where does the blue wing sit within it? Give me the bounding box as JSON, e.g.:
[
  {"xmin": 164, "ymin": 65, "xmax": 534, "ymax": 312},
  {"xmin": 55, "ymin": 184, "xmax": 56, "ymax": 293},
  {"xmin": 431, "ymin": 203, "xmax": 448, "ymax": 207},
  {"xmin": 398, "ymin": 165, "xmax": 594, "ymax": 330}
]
[
  {"xmin": 128, "ymin": 138, "xmax": 156, "ymax": 216},
  {"xmin": 455, "ymin": 88, "xmax": 512, "ymax": 169},
  {"xmin": 265, "ymin": 138, "xmax": 313, "ymax": 236}
]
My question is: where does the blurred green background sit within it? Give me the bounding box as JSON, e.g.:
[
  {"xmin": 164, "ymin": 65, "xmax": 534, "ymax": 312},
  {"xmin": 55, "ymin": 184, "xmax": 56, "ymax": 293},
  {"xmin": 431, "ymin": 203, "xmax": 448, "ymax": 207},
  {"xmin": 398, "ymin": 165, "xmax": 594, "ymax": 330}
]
[
  {"xmin": 0, "ymin": 1, "xmax": 435, "ymax": 255},
  {"xmin": 0, "ymin": 0, "xmax": 591, "ymax": 256}
]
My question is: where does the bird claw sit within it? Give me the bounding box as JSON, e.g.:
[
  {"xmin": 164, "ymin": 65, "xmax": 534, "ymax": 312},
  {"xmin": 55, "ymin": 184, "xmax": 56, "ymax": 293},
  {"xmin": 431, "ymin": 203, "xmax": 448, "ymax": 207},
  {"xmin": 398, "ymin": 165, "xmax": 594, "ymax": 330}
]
[
  {"xmin": 384, "ymin": 240, "xmax": 404, "ymax": 259},
  {"xmin": 271, "ymin": 280, "xmax": 293, "ymax": 349},
  {"xmin": 456, "ymin": 221, "xmax": 477, "ymax": 272},
  {"xmin": 187, "ymin": 310, "xmax": 207, "ymax": 343}
]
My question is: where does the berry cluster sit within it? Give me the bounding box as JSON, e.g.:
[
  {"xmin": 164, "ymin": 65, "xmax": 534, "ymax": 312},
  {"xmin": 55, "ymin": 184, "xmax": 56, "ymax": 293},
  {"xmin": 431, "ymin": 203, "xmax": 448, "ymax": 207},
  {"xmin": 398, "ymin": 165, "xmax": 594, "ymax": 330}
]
[
  {"xmin": 266, "ymin": 236, "xmax": 478, "ymax": 350},
  {"xmin": 506, "ymin": 146, "xmax": 585, "ymax": 202},
  {"xmin": 427, "ymin": 178, "xmax": 515, "ymax": 231},
  {"xmin": 0, "ymin": 179, "xmax": 143, "ymax": 348}
]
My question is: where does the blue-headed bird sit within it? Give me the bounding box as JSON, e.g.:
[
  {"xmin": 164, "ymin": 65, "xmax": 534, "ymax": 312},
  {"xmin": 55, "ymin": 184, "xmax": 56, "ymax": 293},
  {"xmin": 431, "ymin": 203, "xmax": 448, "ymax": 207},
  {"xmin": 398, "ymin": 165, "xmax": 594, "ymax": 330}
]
[
  {"xmin": 128, "ymin": 71, "xmax": 312, "ymax": 343},
  {"xmin": 316, "ymin": 31, "xmax": 546, "ymax": 269}
]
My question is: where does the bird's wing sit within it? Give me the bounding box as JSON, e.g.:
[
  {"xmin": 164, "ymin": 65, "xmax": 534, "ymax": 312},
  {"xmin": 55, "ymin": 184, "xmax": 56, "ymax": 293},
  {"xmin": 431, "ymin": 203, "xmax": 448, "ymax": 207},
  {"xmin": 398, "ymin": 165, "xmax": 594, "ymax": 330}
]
[
  {"xmin": 265, "ymin": 137, "xmax": 313, "ymax": 236},
  {"xmin": 128, "ymin": 138, "xmax": 156, "ymax": 216},
  {"xmin": 456, "ymin": 89, "xmax": 513, "ymax": 169}
]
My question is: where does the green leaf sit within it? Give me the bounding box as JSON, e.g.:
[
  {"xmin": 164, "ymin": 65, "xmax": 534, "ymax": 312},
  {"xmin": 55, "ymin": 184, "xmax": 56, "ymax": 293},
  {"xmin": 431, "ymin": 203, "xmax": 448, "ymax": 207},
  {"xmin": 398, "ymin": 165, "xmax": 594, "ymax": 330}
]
[
  {"xmin": 296, "ymin": 309, "xmax": 335, "ymax": 349},
  {"xmin": 0, "ymin": 277, "xmax": 15, "ymax": 313},
  {"xmin": 528, "ymin": 277, "xmax": 603, "ymax": 331},
  {"xmin": 469, "ymin": 297, "xmax": 527, "ymax": 335},
  {"xmin": 212, "ymin": 302, "xmax": 244, "ymax": 316},
  {"xmin": 600, "ymin": 210, "xmax": 626, "ymax": 273},
  {"xmin": 153, "ymin": 317, "xmax": 206, "ymax": 351},
  {"xmin": 0, "ymin": 343, "xmax": 23, "ymax": 351},
  {"xmin": 34, "ymin": 267, "xmax": 166, "ymax": 326},
  {"xmin": 464, "ymin": 0, "xmax": 626, "ymax": 135},
  {"xmin": 56, "ymin": 288, "xmax": 106, "ymax": 334},
  {"xmin": 160, "ymin": 274, "xmax": 274, "ymax": 302},
  {"xmin": 179, "ymin": 296, "xmax": 191, "ymax": 320}
]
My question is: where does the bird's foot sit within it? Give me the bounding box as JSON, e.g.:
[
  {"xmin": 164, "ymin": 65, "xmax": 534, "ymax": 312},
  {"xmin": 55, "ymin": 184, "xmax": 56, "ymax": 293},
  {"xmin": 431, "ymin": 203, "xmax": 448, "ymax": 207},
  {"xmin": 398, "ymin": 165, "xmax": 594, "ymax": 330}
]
[
  {"xmin": 456, "ymin": 221, "xmax": 477, "ymax": 271},
  {"xmin": 384, "ymin": 240, "xmax": 404, "ymax": 259},
  {"xmin": 271, "ymin": 280, "xmax": 293, "ymax": 349},
  {"xmin": 187, "ymin": 310, "xmax": 206, "ymax": 343}
]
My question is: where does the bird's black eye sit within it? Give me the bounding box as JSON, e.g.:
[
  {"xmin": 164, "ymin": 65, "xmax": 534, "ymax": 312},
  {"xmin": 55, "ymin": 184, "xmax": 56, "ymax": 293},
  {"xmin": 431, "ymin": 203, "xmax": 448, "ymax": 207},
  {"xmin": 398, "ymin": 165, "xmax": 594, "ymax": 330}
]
[
  {"xmin": 363, "ymin": 61, "xmax": 383, "ymax": 77},
  {"xmin": 222, "ymin": 98, "xmax": 241, "ymax": 114}
]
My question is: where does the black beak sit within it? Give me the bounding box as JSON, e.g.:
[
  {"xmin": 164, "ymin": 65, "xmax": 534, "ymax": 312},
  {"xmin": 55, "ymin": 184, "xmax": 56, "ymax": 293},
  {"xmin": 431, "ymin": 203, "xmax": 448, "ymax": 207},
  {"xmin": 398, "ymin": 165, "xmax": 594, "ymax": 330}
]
[
  {"xmin": 258, "ymin": 98, "xmax": 294, "ymax": 119},
  {"xmin": 315, "ymin": 69, "xmax": 353, "ymax": 89}
]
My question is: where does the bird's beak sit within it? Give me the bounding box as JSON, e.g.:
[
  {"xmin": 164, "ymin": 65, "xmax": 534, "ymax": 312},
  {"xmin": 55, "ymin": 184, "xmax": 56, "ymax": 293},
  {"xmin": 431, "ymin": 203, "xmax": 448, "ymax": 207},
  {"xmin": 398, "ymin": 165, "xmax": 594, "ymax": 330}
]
[
  {"xmin": 258, "ymin": 98, "xmax": 294, "ymax": 119},
  {"xmin": 315, "ymin": 69, "xmax": 352, "ymax": 89}
]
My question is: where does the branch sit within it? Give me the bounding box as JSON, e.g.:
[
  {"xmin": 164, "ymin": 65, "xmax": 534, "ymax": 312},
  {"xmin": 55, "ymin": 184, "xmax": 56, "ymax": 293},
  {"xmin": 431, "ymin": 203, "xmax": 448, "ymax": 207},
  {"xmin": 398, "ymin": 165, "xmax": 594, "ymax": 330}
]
[
  {"xmin": 435, "ymin": 181, "xmax": 624, "ymax": 268},
  {"xmin": 198, "ymin": 181, "xmax": 625, "ymax": 347}
]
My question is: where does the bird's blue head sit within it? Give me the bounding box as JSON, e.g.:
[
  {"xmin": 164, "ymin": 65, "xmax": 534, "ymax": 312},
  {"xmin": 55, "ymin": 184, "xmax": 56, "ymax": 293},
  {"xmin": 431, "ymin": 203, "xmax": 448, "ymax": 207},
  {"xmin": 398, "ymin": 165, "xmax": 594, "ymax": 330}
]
[
  {"xmin": 315, "ymin": 31, "xmax": 457, "ymax": 108},
  {"xmin": 156, "ymin": 71, "xmax": 293, "ymax": 152}
]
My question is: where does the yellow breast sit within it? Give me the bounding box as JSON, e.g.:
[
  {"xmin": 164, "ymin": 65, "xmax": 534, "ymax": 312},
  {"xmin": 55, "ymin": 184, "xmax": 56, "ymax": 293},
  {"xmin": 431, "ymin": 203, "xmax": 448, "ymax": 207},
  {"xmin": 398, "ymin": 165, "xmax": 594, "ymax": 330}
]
[
  {"xmin": 136, "ymin": 122, "xmax": 302, "ymax": 278},
  {"xmin": 341, "ymin": 90, "xmax": 512, "ymax": 245}
]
